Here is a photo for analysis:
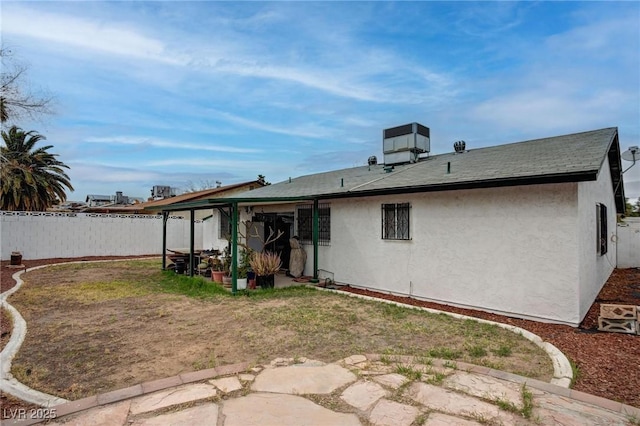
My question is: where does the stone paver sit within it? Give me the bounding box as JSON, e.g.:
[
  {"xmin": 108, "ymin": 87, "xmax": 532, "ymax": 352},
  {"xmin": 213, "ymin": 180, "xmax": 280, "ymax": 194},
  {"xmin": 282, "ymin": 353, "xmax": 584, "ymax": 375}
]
[
  {"xmin": 238, "ymin": 373, "xmax": 255, "ymax": 382},
  {"xmin": 129, "ymin": 383, "xmax": 217, "ymax": 415},
  {"xmin": 251, "ymin": 362, "xmax": 356, "ymax": 394},
  {"xmin": 222, "ymin": 393, "xmax": 361, "ymax": 426},
  {"xmin": 372, "ymin": 373, "xmax": 408, "ymax": 389},
  {"xmin": 535, "ymin": 395, "xmax": 630, "ymax": 425},
  {"xmin": 132, "ymin": 403, "xmax": 219, "ymax": 426},
  {"xmin": 443, "ymin": 371, "xmax": 523, "ymax": 408},
  {"xmin": 49, "ymin": 400, "xmax": 130, "ymax": 426},
  {"xmin": 343, "ymin": 354, "xmax": 368, "ymax": 365},
  {"xmin": 368, "ymin": 398, "xmax": 419, "ymax": 426},
  {"xmin": 209, "ymin": 376, "xmax": 242, "ymax": 393},
  {"xmin": 340, "ymin": 380, "xmax": 387, "ymax": 411},
  {"xmin": 424, "ymin": 412, "xmax": 483, "ymax": 425},
  {"xmin": 23, "ymin": 354, "xmax": 637, "ymax": 426},
  {"xmin": 406, "ymin": 382, "xmax": 516, "ymax": 424}
]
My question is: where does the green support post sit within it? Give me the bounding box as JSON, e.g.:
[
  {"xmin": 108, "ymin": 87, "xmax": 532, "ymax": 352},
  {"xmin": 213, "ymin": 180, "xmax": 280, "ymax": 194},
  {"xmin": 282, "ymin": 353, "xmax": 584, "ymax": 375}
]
[
  {"xmin": 189, "ymin": 209, "xmax": 195, "ymax": 277},
  {"xmin": 162, "ymin": 211, "xmax": 168, "ymax": 270},
  {"xmin": 311, "ymin": 198, "xmax": 319, "ymax": 283},
  {"xmin": 231, "ymin": 202, "xmax": 238, "ymax": 294}
]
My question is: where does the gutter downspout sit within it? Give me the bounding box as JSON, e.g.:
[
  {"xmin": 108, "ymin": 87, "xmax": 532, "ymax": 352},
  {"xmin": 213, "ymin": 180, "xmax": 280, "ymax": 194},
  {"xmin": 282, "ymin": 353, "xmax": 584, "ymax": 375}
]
[
  {"xmin": 231, "ymin": 202, "xmax": 238, "ymax": 294},
  {"xmin": 311, "ymin": 198, "xmax": 319, "ymax": 283},
  {"xmin": 162, "ymin": 211, "xmax": 168, "ymax": 270}
]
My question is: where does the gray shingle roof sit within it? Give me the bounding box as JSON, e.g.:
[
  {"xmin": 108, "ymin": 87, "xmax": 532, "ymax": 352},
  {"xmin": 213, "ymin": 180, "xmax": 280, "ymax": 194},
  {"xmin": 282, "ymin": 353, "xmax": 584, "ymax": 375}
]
[{"xmin": 237, "ymin": 127, "xmax": 620, "ymax": 201}]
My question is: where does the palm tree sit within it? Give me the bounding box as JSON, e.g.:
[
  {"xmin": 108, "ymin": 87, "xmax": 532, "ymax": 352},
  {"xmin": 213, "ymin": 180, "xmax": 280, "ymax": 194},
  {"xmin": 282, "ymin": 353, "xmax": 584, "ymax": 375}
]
[{"xmin": 1, "ymin": 126, "xmax": 73, "ymax": 211}]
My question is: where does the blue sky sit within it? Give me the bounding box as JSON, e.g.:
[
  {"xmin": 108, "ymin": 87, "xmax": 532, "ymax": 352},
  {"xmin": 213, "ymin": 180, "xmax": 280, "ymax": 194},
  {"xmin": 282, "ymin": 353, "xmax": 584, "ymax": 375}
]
[{"xmin": 2, "ymin": 1, "xmax": 639, "ymax": 201}]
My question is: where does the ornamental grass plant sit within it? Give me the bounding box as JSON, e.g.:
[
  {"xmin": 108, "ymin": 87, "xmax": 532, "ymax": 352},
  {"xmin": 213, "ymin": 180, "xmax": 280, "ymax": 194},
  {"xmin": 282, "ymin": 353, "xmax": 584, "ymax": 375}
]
[{"xmin": 249, "ymin": 251, "xmax": 282, "ymax": 276}]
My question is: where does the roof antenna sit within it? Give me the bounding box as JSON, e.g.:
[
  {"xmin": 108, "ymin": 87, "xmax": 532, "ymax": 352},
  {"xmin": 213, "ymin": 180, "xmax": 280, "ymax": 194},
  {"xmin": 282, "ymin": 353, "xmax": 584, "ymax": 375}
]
[{"xmin": 622, "ymin": 146, "xmax": 638, "ymax": 174}]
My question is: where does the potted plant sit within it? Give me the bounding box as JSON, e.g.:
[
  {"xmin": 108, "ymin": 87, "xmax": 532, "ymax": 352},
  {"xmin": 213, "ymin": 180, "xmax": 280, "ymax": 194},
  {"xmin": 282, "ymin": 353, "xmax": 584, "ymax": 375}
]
[
  {"xmin": 236, "ymin": 248, "xmax": 252, "ymax": 290},
  {"xmin": 249, "ymin": 251, "xmax": 282, "ymax": 289},
  {"xmin": 210, "ymin": 253, "xmax": 225, "ymax": 283},
  {"xmin": 222, "ymin": 246, "xmax": 232, "ymax": 287}
]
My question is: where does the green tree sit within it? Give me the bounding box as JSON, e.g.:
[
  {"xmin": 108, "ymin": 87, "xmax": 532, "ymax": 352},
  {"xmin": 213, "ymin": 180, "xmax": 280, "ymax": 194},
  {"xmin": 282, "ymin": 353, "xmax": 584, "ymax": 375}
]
[
  {"xmin": 624, "ymin": 198, "xmax": 640, "ymax": 217},
  {"xmin": 1, "ymin": 126, "xmax": 73, "ymax": 211}
]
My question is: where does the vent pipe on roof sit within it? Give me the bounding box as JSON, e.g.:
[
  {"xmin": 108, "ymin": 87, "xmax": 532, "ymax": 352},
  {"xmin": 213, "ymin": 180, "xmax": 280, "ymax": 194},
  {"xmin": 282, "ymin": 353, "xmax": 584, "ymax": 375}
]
[
  {"xmin": 368, "ymin": 155, "xmax": 377, "ymax": 165},
  {"xmin": 454, "ymin": 140, "xmax": 466, "ymax": 153}
]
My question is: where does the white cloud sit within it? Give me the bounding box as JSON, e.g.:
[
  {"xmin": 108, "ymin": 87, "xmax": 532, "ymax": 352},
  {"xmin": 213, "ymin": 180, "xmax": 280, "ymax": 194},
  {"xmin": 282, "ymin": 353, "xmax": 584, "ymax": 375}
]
[
  {"xmin": 3, "ymin": 5, "xmax": 455, "ymax": 105},
  {"xmin": 2, "ymin": 6, "xmax": 185, "ymax": 65},
  {"xmin": 84, "ymin": 136, "xmax": 261, "ymax": 154},
  {"xmin": 69, "ymin": 164, "xmax": 161, "ymax": 183},
  {"xmin": 146, "ymin": 158, "xmax": 267, "ymax": 169},
  {"xmin": 207, "ymin": 110, "xmax": 336, "ymax": 140},
  {"xmin": 470, "ymin": 89, "xmax": 631, "ymax": 133}
]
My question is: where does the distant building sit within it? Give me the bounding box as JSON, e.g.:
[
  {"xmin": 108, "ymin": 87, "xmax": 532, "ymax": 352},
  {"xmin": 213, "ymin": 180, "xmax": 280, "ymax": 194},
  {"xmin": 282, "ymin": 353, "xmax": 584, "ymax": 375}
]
[
  {"xmin": 151, "ymin": 185, "xmax": 178, "ymax": 200},
  {"xmin": 85, "ymin": 194, "xmax": 113, "ymax": 207},
  {"xmin": 84, "ymin": 191, "xmax": 143, "ymax": 210}
]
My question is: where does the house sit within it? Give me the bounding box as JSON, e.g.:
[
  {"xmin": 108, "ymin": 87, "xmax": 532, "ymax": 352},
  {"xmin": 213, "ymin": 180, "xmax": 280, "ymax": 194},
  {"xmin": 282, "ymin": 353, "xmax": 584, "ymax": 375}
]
[
  {"xmin": 85, "ymin": 194, "xmax": 114, "ymax": 207},
  {"xmin": 134, "ymin": 180, "xmax": 265, "ymax": 250},
  {"xmin": 84, "ymin": 191, "xmax": 144, "ymax": 210},
  {"xmin": 158, "ymin": 125, "xmax": 624, "ymax": 327}
]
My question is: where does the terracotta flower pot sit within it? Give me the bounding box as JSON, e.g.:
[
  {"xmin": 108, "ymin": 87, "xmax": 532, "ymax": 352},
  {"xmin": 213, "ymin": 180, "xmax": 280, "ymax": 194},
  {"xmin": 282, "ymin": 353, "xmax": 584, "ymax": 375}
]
[{"xmin": 212, "ymin": 271, "xmax": 224, "ymax": 283}]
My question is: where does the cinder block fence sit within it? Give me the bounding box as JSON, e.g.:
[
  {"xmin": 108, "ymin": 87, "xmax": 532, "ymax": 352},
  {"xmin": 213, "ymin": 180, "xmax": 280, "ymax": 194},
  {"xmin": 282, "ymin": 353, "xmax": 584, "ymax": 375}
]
[
  {"xmin": 0, "ymin": 212, "xmax": 202, "ymax": 260},
  {"xmin": 598, "ymin": 304, "xmax": 640, "ymax": 335}
]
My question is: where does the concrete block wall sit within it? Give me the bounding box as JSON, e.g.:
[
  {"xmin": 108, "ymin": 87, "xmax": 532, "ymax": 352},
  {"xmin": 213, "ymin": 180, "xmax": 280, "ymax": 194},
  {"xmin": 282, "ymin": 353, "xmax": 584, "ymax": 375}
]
[
  {"xmin": 598, "ymin": 304, "xmax": 640, "ymax": 335},
  {"xmin": 617, "ymin": 218, "xmax": 640, "ymax": 268},
  {"xmin": 0, "ymin": 211, "xmax": 202, "ymax": 260}
]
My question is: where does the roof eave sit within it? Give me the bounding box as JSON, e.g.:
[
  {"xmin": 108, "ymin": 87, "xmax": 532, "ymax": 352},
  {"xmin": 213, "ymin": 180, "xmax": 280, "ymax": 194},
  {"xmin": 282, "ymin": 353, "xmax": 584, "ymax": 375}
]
[
  {"xmin": 151, "ymin": 196, "xmax": 315, "ymax": 212},
  {"xmin": 152, "ymin": 171, "xmax": 600, "ymax": 211},
  {"xmin": 314, "ymin": 171, "xmax": 599, "ymax": 200}
]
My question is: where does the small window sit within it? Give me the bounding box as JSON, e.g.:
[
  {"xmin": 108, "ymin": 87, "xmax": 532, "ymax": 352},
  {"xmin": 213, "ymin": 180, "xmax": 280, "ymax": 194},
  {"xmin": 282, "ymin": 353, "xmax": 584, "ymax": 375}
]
[
  {"xmin": 297, "ymin": 203, "xmax": 330, "ymax": 245},
  {"xmin": 382, "ymin": 203, "xmax": 411, "ymax": 240},
  {"xmin": 596, "ymin": 203, "xmax": 607, "ymax": 255}
]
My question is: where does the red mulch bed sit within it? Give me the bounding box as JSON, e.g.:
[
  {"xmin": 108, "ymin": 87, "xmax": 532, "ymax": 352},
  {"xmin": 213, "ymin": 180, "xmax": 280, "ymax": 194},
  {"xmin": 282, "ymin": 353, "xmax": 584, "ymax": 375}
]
[{"xmin": 1, "ymin": 258, "xmax": 639, "ymax": 410}]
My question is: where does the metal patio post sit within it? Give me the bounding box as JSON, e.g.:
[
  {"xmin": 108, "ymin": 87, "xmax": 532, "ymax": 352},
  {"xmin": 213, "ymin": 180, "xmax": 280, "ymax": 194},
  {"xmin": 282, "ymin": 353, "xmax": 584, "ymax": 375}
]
[
  {"xmin": 311, "ymin": 198, "xmax": 319, "ymax": 283},
  {"xmin": 162, "ymin": 211, "xmax": 168, "ymax": 270},
  {"xmin": 231, "ymin": 202, "xmax": 238, "ymax": 294},
  {"xmin": 189, "ymin": 209, "xmax": 195, "ymax": 277}
]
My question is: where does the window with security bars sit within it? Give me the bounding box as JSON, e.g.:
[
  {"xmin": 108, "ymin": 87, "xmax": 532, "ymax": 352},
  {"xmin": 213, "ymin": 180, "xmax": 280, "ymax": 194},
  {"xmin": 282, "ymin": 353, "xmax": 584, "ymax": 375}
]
[
  {"xmin": 382, "ymin": 203, "xmax": 411, "ymax": 240},
  {"xmin": 596, "ymin": 203, "xmax": 607, "ymax": 256},
  {"xmin": 297, "ymin": 204, "xmax": 331, "ymax": 245}
]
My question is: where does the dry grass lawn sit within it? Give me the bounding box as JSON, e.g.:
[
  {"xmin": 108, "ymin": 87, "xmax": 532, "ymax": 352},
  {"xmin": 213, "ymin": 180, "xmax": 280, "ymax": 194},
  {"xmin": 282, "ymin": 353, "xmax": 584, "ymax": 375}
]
[{"xmin": 8, "ymin": 259, "xmax": 553, "ymax": 400}]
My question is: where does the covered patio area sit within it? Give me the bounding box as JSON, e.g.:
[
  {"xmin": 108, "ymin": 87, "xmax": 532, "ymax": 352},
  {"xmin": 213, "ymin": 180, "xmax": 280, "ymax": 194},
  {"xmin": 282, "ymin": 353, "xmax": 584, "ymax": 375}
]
[{"xmin": 150, "ymin": 196, "xmax": 325, "ymax": 294}]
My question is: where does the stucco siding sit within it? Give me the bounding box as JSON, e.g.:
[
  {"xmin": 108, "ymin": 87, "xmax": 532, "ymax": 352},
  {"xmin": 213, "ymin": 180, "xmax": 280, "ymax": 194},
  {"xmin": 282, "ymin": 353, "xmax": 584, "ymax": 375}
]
[
  {"xmin": 316, "ymin": 183, "xmax": 581, "ymax": 324},
  {"xmin": 577, "ymin": 157, "xmax": 617, "ymax": 322}
]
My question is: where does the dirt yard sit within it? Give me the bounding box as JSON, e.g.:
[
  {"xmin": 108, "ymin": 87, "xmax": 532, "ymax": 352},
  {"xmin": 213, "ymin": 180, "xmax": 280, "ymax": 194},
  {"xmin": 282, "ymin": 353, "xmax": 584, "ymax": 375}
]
[
  {"xmin": 2, "ymin": 258, "xmax": 639, "ymax": 411},
  {"xmin": 3, "ymin": 259, "xmax": 550, "ymax": 405}
]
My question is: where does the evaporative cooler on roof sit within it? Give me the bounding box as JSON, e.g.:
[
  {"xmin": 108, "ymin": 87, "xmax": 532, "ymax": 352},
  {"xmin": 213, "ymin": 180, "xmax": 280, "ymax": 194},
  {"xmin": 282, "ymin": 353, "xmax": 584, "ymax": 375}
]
[{"xmin": 383, "ymin": 123, "xmax": 430, "ymax": 165}]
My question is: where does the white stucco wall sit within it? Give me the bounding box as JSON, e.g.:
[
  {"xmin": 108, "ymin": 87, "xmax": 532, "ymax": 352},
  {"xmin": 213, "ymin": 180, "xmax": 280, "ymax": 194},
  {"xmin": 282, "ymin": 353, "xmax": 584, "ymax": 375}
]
[
  {"xmin": 617, "ymin": 218, "xmax": 640, "ymax": 268},
  {"xmin": 577, "ymin": 157, "xmax": 618, "ymax": 322},
  {"xmin": 201, "ymin": 209, "xmax": 231, "ymax": 252},
  {"xmin": 0, "ymin": 212, "xmax": 200, "ymax": 260},
  {"xmin": 308, "ymin": 184, "xmax": 582, "ymax": 325}
]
